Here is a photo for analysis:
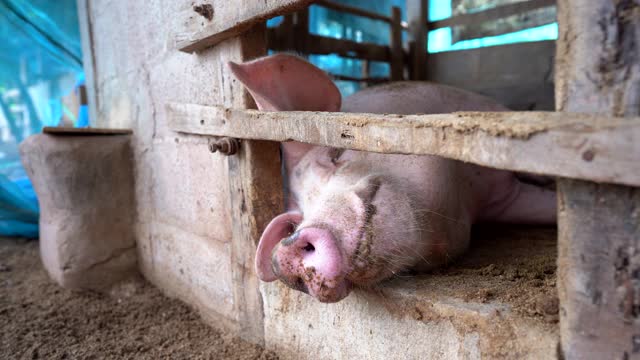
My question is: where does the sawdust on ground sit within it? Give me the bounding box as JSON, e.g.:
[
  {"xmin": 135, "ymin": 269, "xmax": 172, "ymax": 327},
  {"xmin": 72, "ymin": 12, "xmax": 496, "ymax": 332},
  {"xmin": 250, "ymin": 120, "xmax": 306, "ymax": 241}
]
[
  {"xmin": 395, "ymin": 225, "xmax": 559, "ymax": 323},
  {"xmin": 0, "ymin": 238, "xmax": 277, "ymax": 360}
]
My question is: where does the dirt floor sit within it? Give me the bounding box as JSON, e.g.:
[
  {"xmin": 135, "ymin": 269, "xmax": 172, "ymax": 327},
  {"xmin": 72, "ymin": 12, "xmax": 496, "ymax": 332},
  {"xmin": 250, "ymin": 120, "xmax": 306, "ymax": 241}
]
[
  {"xmin": 0, "ymin": 237, "xmax": 277, "ymax": 360},
  {"xmin": 0, "ymin": 226, "xmax": 558, "ymax": 359},
  {"xmin": 387, "ymin": 224, "xmax": 559, "ymax": 324}
]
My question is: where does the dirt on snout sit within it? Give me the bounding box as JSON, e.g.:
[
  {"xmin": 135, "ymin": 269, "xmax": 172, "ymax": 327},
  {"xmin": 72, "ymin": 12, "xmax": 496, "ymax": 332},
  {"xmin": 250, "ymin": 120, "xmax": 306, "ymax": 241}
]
[{"xmin": 0, "ymin": 237, "xmax": 278, "ymax": 360}]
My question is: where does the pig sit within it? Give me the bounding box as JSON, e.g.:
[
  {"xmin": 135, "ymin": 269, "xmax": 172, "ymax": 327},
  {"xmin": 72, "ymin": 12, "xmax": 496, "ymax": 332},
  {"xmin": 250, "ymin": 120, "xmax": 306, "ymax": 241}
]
[{"xmin": 228, "ymin": 54, "xmax": 556, "ymax": 303}]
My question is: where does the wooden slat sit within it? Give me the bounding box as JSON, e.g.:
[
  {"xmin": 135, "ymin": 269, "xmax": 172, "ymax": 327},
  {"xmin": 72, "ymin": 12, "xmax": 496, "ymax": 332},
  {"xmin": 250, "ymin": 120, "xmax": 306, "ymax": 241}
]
[
  {"xmin": 174, "ymin": 0, "xmax": 314, "ymax": 53},
  {"xmin": 42, "ymin": 127, "xmax": 132, "ymax": 135},
  {"xmin": 167, "ymin": 103, "xmax": 640, "ymax": 187},
  {"xmin": 430, "ymin": 0, "xmax": 556, "ymax": 30},
  {"xmin": 557, "ymin": 180, "xmax": 640, "ymax": 359},
  {"xmin": 555, "ymin": 0, "xmax": 640, "ymax": 358},
  {"xmin": 407, "ymin": 0, "xmax": 428, "ymax": 80},
  {"xmin": 330, "ymin": 74, "xmax": 389, "ymax": 84},
  {"xmin": 302, "ymin": 34, "xmax": 390, "ymax": 62},
  {"xmin": 294, "ymin": 7, "xmax": 309, "ymax": 53},
  {"xmin": 270, "ymin": 32, "xmax": 391, "ymax": 62},
  {"xmin": 76, "ymin": 0, "xmax": 97, "ymax": 126},
  {"xmin": 452, "ymin": 6, "xmax": 556, "ymax": 41},
  {"xmin": 314, "ymin": 0, "xmax": 392, "ymax": 23},
  {"xmin": 226, "ymin": 24, "xmax": 279, "ymax": 345},
  {"xmin": 389, "ymin": 6, "xmax": 404, "ymax": 81}
]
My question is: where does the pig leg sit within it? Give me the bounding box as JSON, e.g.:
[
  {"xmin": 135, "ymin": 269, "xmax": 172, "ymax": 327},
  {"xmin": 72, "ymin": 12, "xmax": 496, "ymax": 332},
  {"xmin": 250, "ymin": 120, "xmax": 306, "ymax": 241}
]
[{"xmin": 489, "ymin": 181, "xmax": 557, "ymax": 224}]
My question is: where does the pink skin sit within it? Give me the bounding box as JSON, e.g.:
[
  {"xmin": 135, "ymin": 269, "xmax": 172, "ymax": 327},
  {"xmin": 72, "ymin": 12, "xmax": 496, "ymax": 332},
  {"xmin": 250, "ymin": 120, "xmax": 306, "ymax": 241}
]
[{"xmin": 229, "ymin": 54, "xmax": 557, "ymax": 303}]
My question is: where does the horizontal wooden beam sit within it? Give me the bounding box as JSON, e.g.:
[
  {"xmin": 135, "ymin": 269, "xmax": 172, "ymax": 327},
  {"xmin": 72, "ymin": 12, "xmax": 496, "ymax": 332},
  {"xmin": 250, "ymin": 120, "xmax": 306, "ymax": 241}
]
[
  {"xmin": 42, "ymin": 127, "xmax": 133, "ymax": 135},
  {"xmin": 174, "ymin": 0, "xmax": 314, "ymax": 53},
  {"xmin": 167, "ymin": 103, "xmax": 640, "ymax": 187},
  {"xmin": 429, "ymin": 0, "xmax": 555, "ymax": 30},
  {"xmin": 268, "ymin": 31, "xmax": 392, "ymax": 62},
  {"xmin": 329, "ymin": 74, "xmax": 389, "ymax": 83}
]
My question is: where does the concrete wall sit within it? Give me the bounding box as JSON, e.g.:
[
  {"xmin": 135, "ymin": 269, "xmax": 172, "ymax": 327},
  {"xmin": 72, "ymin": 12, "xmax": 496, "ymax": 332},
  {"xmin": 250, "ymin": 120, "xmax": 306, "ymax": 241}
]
[{"xmin": 81, "ymin": 0, "xmax": 248, "ymax": 329}]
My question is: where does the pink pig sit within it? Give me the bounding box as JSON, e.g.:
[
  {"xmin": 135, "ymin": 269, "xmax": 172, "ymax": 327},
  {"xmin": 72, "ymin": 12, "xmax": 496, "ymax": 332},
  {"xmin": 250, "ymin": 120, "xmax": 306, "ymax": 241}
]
[{"xmin": 229, "ymin": 54, "xmax": 556, "ymax": 303}]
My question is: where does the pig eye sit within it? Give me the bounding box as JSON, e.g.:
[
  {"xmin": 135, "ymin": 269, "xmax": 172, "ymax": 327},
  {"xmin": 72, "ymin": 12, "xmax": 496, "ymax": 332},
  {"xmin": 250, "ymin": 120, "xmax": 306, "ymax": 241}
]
[
  {"xmin": 328, "ymin": 148, "xmax": 345, "ymax": 165},
  {"xmin": 302, "ymin": 242, "xmax": 315, "ymax": 252}
]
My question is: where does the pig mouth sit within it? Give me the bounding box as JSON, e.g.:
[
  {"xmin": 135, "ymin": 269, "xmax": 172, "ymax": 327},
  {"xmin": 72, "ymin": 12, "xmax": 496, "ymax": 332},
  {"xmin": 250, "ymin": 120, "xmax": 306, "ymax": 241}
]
[{"xmin": 346, "ymin": 181, "xmax": 386, "ymax": 284}]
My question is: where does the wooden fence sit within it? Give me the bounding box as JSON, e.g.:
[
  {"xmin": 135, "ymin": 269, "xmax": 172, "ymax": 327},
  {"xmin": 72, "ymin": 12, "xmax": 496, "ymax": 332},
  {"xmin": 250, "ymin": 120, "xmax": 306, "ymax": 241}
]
[{"xmin": 265, "ymin": 0, "xmax": 557, "ymax": 84}]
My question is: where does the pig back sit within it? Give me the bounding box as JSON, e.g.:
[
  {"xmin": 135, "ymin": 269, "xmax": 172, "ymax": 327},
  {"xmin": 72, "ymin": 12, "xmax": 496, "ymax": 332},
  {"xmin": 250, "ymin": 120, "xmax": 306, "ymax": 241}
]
[{"xmin": 341, "ymin": 81, "xmax": 507, "ymax": 114}]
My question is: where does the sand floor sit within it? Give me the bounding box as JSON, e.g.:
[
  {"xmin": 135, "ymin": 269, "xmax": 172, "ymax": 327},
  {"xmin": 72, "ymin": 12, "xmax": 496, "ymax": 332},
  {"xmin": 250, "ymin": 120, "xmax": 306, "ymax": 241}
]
[{"xmin": 0, "ymin": 237, "xmax": 277, "ymax": 360}]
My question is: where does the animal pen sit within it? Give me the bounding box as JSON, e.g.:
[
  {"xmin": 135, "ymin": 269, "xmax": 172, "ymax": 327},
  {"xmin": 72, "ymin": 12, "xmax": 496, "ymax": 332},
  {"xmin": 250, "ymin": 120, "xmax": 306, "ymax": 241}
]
[{"xmin": 18, "ymin": 0, "xmax": 639, "ymax": 359}]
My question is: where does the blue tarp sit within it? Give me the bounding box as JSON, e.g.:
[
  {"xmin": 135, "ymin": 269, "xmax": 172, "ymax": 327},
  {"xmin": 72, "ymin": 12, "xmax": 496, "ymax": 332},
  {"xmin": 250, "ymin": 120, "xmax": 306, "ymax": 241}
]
[{"xmin": 0, "ymin": 0, "xmax": 83, "ymax": 237}]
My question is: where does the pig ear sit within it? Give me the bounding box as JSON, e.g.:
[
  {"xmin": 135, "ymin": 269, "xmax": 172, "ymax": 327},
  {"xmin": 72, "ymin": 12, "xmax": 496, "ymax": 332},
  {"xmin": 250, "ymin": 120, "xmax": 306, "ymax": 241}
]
[
  {"xmin": 228, "ymin": 54, "xmax": 342, "ymax": 170},
  {"xmin": 256, "ymin": 212, "xmax": 303, "ymax": 282},
  {"xmin": 227, "ymin": 54, "xmax": 341, "ymax": 112}
]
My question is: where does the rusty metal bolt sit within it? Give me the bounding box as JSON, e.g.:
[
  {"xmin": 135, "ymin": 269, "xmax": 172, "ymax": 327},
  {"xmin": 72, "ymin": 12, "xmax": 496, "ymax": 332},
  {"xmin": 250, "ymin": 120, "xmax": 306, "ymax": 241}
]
[
  {"xmin": 208, "ymin": 137, "xmax": 240, "ymax": 155},
  {"xmin": 193, "ymin": 4, "xmax": 214, "ymax": 21}
]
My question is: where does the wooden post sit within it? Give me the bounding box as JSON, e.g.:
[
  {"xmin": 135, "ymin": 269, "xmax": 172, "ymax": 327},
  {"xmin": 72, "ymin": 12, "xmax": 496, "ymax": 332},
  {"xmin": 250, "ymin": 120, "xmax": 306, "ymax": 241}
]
[
  {"xmin": 361, "ymin": 60, "xmax": 370, "ymax": 88},
  {"xmin": 281, "ymin": 14, "xmax": 296, "ymax": 51},
  {"xmin": 228, "ymin": 24, "xmax": 284, "ymax": 345},
  {"xmin": 294, "ymin": 7, "xmax": 309, "ymax": 54},
  {"xmin": 557, "ymin": 181, "xmax": 640, "ymax": 359},
  {"xmin": 406, "ymin": 0, "xmax": 428, "ymax": 80},
  {"xmin": 556, "ymin": 0, "xmax": 640, "ymax": 358},
  {"xmin": 76, "ymin": 0, "xmax": 97, "ymax": 126},
  {"xmin": 390, "ymin": 6, "xmax": 404, "ymax": 81}
]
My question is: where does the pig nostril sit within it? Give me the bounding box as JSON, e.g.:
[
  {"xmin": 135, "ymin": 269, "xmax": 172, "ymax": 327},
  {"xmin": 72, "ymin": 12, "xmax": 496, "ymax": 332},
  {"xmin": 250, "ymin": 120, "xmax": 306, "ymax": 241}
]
[{"xmin": 302, "ymin": 242, "xmax": 315, "ymax": 252}]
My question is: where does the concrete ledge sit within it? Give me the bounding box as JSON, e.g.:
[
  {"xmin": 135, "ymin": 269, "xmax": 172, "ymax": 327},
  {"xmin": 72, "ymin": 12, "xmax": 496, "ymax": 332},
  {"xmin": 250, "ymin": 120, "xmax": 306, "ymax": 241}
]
[{"xmin": 263, "ymin": 226, "xmax": 559, "ymax": 359}]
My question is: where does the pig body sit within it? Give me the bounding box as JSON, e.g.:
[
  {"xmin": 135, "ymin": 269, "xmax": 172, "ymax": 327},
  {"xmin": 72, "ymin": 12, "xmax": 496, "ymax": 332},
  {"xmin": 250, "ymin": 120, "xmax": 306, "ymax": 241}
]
[{"xmin": 229, "ymin": 54, "xmax": 556, "ymax": 303}]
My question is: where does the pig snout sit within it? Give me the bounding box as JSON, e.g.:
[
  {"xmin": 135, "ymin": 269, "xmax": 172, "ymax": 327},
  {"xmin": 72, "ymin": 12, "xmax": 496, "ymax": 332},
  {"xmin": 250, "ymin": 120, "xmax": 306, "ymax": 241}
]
[
  {"xmin": 272, "ymin": 228, "xmax": 351, "ymax": 302},
  {"xmin": 255, "ymin": 213, "xmax": 352, "ymax": 303}
]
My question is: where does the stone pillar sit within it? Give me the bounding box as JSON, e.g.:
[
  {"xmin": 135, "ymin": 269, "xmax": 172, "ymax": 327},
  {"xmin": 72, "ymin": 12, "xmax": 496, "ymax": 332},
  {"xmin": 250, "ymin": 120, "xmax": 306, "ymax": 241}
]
[{"xmin": 20, "ymin": 134, "xmax": 137, "ymax": 291}]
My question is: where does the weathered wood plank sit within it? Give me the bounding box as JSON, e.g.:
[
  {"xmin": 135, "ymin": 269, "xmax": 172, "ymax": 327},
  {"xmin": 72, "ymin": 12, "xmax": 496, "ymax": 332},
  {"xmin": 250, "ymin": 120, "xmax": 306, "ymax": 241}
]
[
  {"xmin": 166, "ymin": 103, "xmax": 640, "ymax": 187},
  {"xmin": 42, "ymin": 127, "xmax": 133, "ymax": 135},
  {"xmin": 390, "ymin": 6, "xmax": 404, "ymax": 81},
  {"xmin": 226, "ymin": 24, "xmax": 283, "ymax": 345},
  {"xmin": 452, "ymin": 5, "xmax": 556, "ymax": 42},
  {"xmin": 174, "ymin": 0, "xmax": 314, "ymax": 53},
  {"xmin": 407, "ymin": 0, "xmax": 428, "ymax": 80},
  {"xmin": 557, "ymin": 180, "xmax": 640, "ymax": 360},
  {"xmin": 76, "ymin": 0, "xmax": 97, "ymax": 125},
  {"xmin": 268, "ymin": 29, "xmax": 391, "ymax": 62},
  {"xmin": 329, "ymin": 74, "xmax": 389, "ymax": 84},
  {"xmin": 556, "ymin": 0, "xmax": 640, "ymax": 358},
  {"xmin": 430, "ymin": 0, "xmax": 555, "ymax": 30},
  {"xmin": 227, "ymin": 139, "xmax": 283, "ymax": 345},
  {"xmin": 555, "ymin": 0, "xmax": 640, "ymax": 117}
]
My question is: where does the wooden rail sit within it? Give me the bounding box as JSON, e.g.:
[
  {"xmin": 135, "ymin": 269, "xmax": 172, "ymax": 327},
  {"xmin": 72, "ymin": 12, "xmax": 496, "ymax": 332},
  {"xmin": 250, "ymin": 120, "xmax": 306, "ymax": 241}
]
[
  {"xmin": 429, "ymin": 0, "xmax": 556, "ymax": 30},
  {"xmin": 329, "ymin": 74, "xmax": 389, "ymax": 84},
  {"xmin": 167, "ymin": 103, "xmax": 640, "ymax": 188},
  {"xmin": 267, "ymin": 3, "xmax": 405, "ymax": 80},
  {"xmin": 174, "ymin": 0, "xmax": 315, "ymax": 52},
  {"xmin": 267, "ymin": 29, "xmax": 391, "ymax": 62}
]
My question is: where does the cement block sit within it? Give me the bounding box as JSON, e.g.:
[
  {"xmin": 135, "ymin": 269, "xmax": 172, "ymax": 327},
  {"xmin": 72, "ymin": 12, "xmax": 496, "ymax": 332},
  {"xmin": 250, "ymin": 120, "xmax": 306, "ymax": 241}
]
[{"xmin": 20, "ymin": 134, "xmax": 137, "ymax": 291}]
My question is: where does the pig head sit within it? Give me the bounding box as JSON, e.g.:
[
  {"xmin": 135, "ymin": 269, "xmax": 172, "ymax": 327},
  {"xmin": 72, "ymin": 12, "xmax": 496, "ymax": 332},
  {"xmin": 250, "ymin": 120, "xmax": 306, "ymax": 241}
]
[{"xmin": 228, "ymin": 54, "xmax": 555, "ymax": 303}]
